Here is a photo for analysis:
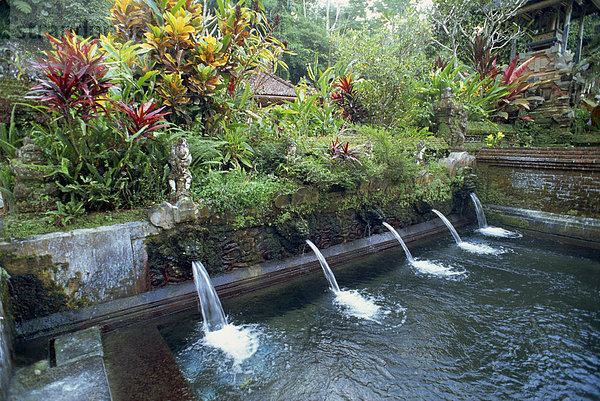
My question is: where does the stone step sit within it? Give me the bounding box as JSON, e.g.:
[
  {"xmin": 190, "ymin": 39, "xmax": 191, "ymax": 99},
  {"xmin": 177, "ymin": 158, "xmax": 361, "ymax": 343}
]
[
  {"xmin": 103, "ymin": 324, "xmax": 194, "ymax": 401},
  {"xmin": 8, "ymin": 327, "xmax": 111, "ymax": 401},
  {"xmin": 476, "ymin": 147, "xmax": 600, "ymax": 171}
]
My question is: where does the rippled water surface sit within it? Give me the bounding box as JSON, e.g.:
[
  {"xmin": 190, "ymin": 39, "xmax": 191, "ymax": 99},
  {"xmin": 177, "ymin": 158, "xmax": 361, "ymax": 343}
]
[{"xmin": 161, "ymin": 232, "xmax": 600, "ymax": 401}]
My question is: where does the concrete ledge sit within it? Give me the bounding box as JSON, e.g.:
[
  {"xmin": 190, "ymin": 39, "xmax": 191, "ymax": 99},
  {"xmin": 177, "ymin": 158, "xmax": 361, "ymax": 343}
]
[
  {"xmin": 486, "ymin": 205, "xmax": 600, "ymax": 248},
  {"xmin": 15, "ymin": 215, "xmax": 470, "ymax": 342},
  {"xmin": 0, "ymin": 221, "xmax": 160, "ymax": 304},
  {"xmin": 9, "ymin": 327, "xmax": 111, "ymax": 401}
]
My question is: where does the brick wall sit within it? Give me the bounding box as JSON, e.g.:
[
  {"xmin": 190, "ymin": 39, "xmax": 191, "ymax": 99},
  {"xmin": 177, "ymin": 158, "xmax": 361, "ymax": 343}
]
[{"xmin": 475, "ymin": 147, "xmax": 600, "ymax": 217}]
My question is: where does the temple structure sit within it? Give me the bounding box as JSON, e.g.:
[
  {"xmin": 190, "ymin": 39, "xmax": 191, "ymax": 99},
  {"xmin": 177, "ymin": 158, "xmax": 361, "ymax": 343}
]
[{"xmin": 512, "ymin": 0, "xmax": 600, "ymax": 129}]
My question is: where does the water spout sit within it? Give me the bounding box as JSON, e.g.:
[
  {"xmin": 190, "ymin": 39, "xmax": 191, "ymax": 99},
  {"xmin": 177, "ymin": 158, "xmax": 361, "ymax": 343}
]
[
  {"xmin": 431, "ymin": 209, "xmax": 462, "ymax": 244},
  {"xmin": 382, "ymin": 222, "xmax": 414, "ymax": 263},
  {"xmin": 470, "ymin": 193, "xmax": 522, "ymax": 238},
  {"xmin": 305, "ymin": 240, "xmax": 340, "ymax": 293},
  {"xmin": 470, "ymin": 193, "xmax": 488, "ymax": 229},
  {"xmin": 192, "ymin": 261, "xmax": 227, "ymax": 332}
]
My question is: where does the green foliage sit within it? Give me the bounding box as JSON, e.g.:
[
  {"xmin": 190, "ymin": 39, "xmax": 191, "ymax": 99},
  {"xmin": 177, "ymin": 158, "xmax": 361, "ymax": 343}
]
[
  {"xmin": 0, "ymin": 105, "xmax": 24, "ymax": 160},
  {"xmin": 367, "ymin": 126, "xmax": 417, "ymax": 182},
  {"xmin": 108, "ymin": 0, "xmax": 287, "ymax": 129},
  {"xmin": 0, "ymin": 209, "xmax": 146, "ymax": 240},
  {"xmin": 280, "ymin": 136, "xmax": 380, "ymax": 192},
  {"xmin": 277, "ymin": 78, "xmax": 343, "ymax": 137},
  {"xmin": 275, "ymin": 15, "xmax": 330, "ymax": 84},
  {"xmin": 22, "ymin": 31, "xmax": 171, "ymax": 213},
  {"xmin": 30, "ymin": 117, "xmax": 170, "ymax": 211},
  {"xmin": 8, "ymin": 0, "xmax": 111, "ymax": 39},
  {"xmin": 332, "ymin": 12, "xmax": 432, "ymax": 128},
  {"xmin": 191, "ymin": 168, "xmax": 297, "ymax": 224}
]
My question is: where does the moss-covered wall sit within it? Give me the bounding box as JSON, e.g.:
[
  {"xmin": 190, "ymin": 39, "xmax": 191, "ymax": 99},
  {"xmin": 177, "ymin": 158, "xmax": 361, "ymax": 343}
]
[
  {"xmin": 0, "ymin": 173, "xmax": 472, "ymax": 322},
  {"xmin": 0, "ymin": 222, "xmax": 159, "ymax": 322},
  {"xmin": 474, "ymin": 147, "xmax": 600, "ymax": 218},
  {"xmin": 147, "ymin": 175, "xmax": 473, "ymax": 285}
]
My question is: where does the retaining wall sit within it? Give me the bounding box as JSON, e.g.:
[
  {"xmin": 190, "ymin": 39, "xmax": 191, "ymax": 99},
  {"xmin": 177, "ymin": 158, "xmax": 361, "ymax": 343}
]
[{"xmin": 475, "ymin": 147, "xmax": 600, "ymax": 218}]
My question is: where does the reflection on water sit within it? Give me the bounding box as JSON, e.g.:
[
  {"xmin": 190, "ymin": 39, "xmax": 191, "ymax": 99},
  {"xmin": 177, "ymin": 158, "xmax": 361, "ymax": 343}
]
[{"xmin": 162, "ymin": 233, "xmax": 600, "ymax": 401}]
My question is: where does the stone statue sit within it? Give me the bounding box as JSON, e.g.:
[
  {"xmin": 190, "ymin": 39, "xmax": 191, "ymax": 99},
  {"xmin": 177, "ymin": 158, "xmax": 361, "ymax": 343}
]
[
  {"xmin": 434, "ymin": 87, "xmax": 467, "ymax": 152},
  {"xmin": 10, "ymin": 137, "xmax": 58, "ymax": 212},
  {"xmin": 168, "ymin": 137, "xmax": 192, "ymax": 203}
]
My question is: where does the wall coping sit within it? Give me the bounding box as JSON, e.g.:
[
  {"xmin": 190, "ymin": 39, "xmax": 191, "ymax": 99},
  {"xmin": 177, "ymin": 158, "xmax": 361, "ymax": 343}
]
[{"xmin": 476, "ymin": 147, "xmax": 600, "ymax": 171}]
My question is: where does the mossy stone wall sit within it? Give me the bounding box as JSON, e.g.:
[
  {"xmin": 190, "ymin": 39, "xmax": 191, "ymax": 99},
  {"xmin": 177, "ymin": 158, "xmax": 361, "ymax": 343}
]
[
  {"xmin": 147, "ymin": 178, "xmax": 472, "ymax": 286},
  {"xmin": 474, "ymin": 147, "xmax": 600, "ymax": 218}
]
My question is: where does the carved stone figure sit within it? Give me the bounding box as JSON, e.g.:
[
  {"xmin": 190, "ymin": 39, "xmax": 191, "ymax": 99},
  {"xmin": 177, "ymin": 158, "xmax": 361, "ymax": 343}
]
[
  {"xmin": 10, "ymin": 137, "xmax": 58, "ymax": 212},
  {"xmin": 434, "ymin": 88, "xmax": 467, "ymax": 152},
  {"xmin": 168, "ymin": 137, "xmax": 192, "ymax": 203}
]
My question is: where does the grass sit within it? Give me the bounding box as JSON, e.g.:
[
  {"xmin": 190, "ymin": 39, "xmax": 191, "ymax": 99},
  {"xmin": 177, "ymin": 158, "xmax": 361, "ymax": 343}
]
[{"xmin": 0, "ymin": 208, "xmax": 147, "ymax": 240}]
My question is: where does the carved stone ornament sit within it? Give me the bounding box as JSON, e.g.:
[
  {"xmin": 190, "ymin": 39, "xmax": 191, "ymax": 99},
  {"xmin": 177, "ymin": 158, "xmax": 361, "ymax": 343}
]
[{"xmin": 168, "ymin": 137, "xmax": 192, "ymax": 203}]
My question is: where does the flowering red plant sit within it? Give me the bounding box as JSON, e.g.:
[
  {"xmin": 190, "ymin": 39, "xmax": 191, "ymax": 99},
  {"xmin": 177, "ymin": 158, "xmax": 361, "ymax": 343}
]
[{"xmin": 113, "ymin": 98, "xmax": 170, "ymax": 141}]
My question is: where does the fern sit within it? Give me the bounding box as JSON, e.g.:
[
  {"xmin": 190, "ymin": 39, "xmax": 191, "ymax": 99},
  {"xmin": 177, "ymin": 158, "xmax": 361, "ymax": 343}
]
[{"xmin": 13, "ymin": 0, "xmax": 33, "ymax": 14}]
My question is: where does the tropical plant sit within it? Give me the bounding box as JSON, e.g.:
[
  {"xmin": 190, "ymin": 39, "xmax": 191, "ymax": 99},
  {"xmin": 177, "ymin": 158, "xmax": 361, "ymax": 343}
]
[
  {"xmin": 330, "ymin": 74, "xmax": 369, "ymax": 123},
  {"xmin": 26, "ymin": 31, "xmax": 171, "ymax": 212},
  {"xmin": 107, "ymin": 0, "xmax": 288, "ymax": 129},
  {"xmin": 218, "ymin": 123, "xmax": 254, "ymax": 169},
  {"xmin": 0, "ymin": 106, "xmax": 24, "ymax": 159},
  {"xmin": 328, "ymin": 137, "xmax": 362, "ymax": 166},
  {"xmin": 494, "ymin": 55, "xmax": 538, "ymax": 121},
  {"xmin": 332, "ymin": 11, "xmax": 431, "ymax": 128},
  {"xmin": 465, "ymin": 32, "xmax": 498, "ymax": 79},
  {"xmin": 28, "ymin": 31, "xmax": 114, "ymax": 124},
  {"xmin": 113, "ymin": 98, "xmax": 169, "ymax": 141}
]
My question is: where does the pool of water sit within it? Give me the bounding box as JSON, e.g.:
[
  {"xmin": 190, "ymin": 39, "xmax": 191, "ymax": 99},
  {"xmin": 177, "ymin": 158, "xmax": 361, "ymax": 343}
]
[{"xmin": 161, "ymin": 231, "xmax": 600, "ymax": 401}]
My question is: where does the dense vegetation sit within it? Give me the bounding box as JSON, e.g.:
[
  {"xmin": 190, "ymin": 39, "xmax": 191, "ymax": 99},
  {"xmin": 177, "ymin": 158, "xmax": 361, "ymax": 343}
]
[{"xmin": 0, "ymin": 0, "xmax": 598, "ymax": 237}]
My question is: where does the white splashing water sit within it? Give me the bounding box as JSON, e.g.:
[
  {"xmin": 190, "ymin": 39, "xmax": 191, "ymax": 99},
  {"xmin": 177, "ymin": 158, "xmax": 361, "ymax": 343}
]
[
  {"xmin": 458, "ymin": 242, "xmax": 499, "ymax": 255},
  {"xmin": 411, "ymin": 259, "xmax": 464, "ymax": 276},
  {"xmin": 203, "ymin": 323, "xmax": 260, "ymax": 367},
  {"xmin": 334, "ymin": 289, "xmax": 381, "ymax": 320},
  {"xmin": 477, "ymin": 226, "xmax": 522, "ymax": 238}
]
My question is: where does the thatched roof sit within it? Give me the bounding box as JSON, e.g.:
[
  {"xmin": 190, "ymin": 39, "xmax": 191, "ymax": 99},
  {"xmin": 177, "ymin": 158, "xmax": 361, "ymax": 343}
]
[{"xmin": 248, "ymin": 72, "xmax": 296, "ymax": 105}]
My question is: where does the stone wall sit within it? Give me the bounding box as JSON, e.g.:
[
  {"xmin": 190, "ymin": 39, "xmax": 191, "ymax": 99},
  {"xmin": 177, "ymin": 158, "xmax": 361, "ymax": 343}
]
[
  {"xmin": 146, "ymin": 187, "xmax": 469, "ymax": 289},
  {"xmin": 522, "ymin": 45, "xmax": 575, "ymax": 128},
  {"xmin": 0, "ymin": 269, "xmax": 13, "ymax": 401},
  {"xmin": 0, "ymin": 222, "xmax": 160, "ymax": 322},
  {"xmin": 0, "ymin": 173, "xmax": 472, "ymax": 324},
  {"xmin": 475, "ymin": 147, "xmax": 600, "ymax": 218}
]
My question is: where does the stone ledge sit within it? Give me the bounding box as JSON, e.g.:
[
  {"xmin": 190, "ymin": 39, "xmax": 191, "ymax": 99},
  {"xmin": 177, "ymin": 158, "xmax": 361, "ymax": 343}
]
[
  {"xmin": 8, "ymin": 327, "xmax": 111, "ymax": 401},
  {"xmin": 486, "ymin": 205, "xmax": 600, "ymax": 247}
]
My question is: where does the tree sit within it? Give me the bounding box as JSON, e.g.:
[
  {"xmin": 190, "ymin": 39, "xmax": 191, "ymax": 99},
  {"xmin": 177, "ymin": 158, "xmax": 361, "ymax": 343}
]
[
  {"xmin": 332, "ymin": 10, "xmax": 432, "ymax": 128},
  {"xmin": 276, "ymin": 15, "xmax": 330, "ymax": 83},
  {"xmin": 430, "ymin": 0, "xmax": 527, "ymax": 63}
]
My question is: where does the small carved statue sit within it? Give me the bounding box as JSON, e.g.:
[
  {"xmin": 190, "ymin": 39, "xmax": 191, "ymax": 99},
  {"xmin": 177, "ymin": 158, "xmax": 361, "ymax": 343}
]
[
  {"xmin": 168, "ymin": 137, "xmax": 192, "ymax": 203},
  {"xmin": 434, "ymin": 87, "xmax": 467, "ymax": 152},
  {"xmin": 10, "ymin": 137, "xmax": 58, "ymax": 212}
]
